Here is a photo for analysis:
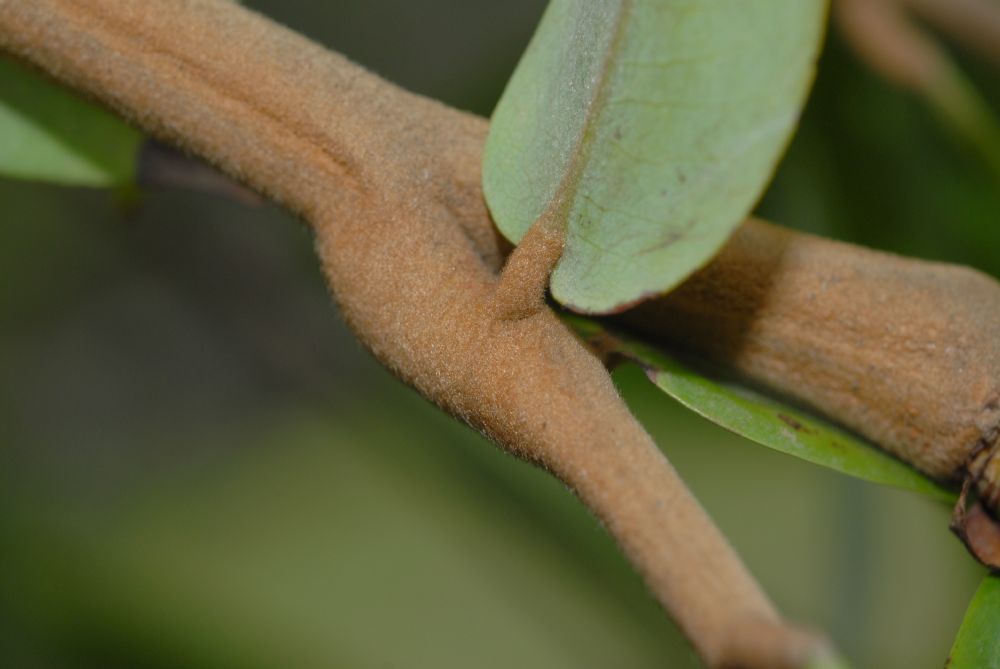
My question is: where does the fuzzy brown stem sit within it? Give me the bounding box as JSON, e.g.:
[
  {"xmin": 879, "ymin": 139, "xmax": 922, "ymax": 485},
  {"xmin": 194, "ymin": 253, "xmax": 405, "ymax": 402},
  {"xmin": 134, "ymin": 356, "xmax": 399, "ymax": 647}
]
[
  {"xmin": 0, "ymin": 0, "xmax": 829, "ymax": 666},
  {"xmin": 492, "ymin": 206, "xmax": 566, "ymax": 321},
  {"xmin": 624, "ymin": 220, "xmax": 1000, "ymax": 510}
]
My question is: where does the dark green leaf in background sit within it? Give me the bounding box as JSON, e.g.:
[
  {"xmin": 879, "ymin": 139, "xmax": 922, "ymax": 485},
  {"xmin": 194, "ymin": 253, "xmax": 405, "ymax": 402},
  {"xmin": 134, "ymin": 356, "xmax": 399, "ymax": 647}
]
[
  {"xmin": 928, "ymin": 63, "xmax": 1000, "ymax": 180},
  {"xmin": 484, "ymin": 0, "xmax": 827, "ymax": 313},
  {"xmin": 0, "ymin": 412, "xmax": 690, "ymax": 669},
  {"xmin": 0, "ymin": 56, "xmax": 140, "ymax": 187}
]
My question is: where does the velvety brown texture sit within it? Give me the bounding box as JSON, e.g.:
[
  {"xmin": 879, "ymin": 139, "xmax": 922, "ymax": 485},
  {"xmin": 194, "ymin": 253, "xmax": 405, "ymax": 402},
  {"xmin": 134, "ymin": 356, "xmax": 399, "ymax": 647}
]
[
  {"xmin": 0, "ymin": 1, "xmax": 829, "ymax": 667},
  {"xmin": 493, "ymin": 205, "xmax": 566, "ymax": 321},
  {"xmin": 626, "ymin": 220, "xmax": 1000, "ymax": 497},
  {"xmin": 6, "ymin": 0, "xmax": 999, "ymax": 665}
]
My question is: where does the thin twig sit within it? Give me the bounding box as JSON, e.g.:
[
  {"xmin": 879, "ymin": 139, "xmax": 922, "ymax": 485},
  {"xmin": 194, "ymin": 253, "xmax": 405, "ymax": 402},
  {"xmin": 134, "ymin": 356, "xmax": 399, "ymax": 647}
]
[
  {"xmin": 835, "ymin": 0, "xmax": 1000, "ymax": 177},
  {"xmin": 905, "ymin": 0, "xmax": 1000, "ymax": 67}
]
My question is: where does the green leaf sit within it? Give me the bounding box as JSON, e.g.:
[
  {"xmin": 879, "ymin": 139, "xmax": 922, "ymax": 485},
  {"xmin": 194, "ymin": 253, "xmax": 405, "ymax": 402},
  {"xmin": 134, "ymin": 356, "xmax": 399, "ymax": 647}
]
[
  {"xmin": 948, "ymin": 576, "xmax": 1000, "ymax": 669},
  {"xmin": 0, "ymin": 56, "xmax": 141, "ymax": 186},
  {"xmin": 565, "ymin": 316, "xmax": 955, "ymax": 501},
  {"xmin": 925, "ymin": 58, "xmax": 1000, "ymax": 182},
  {"xmin": 484, "ymin": 0, "xmax": 828, "ymax": 314}
]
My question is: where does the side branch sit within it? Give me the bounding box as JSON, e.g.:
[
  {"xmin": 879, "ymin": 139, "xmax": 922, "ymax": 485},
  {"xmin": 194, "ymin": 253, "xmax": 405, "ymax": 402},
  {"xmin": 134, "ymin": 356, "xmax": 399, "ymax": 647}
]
[{"xmin": 492, "ymin": 204, "xmax": 566, "ymax": 321}]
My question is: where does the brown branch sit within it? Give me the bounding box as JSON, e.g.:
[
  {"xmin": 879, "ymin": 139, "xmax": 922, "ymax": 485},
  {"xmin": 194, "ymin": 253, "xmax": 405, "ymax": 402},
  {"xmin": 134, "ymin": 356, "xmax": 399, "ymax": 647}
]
[
  {"xmin": 835, "ymin": 0, "xmax": 1000, "ymax": 87},
  {"xmin": 0, "ymin": 0, "xmax": 834, "ymax": 667},
  {"xmin": 492, "ymin": 199, "xmax": 567, "ymax": 321},
  {"xmin": 6, "ymin": 0, "xmax": 1000, "ymax": 661},
  {"xmin": 626, "ymin": 220, "xmax": 1000, "ymax": 484},
  {"xmin": 905, "ymin": 0, "xmax": 1000, "ymax": 68},
  {"xmin": 835, "ymin": 0, "xmax": 945, "ymax": 92},
  {"xmin": 834, "ymin": 0, "xmax": 1000, "ymax": 176},
  {"xmin": 623, "ymin": 221, "xmax": 1000, "ymax": 560}
]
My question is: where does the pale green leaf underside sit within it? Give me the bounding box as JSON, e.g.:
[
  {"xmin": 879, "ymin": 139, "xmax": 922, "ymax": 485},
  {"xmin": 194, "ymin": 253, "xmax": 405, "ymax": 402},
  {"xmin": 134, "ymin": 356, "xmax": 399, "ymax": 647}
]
[
  {"xmin": 947, "ymin": 576, "xmax": 1000, "ymax": 669},
  {"xmin": 565, "ymin": 317, "xmax": 954, "ymax": 502},
  {"xmin": 0, "ymin": 56, "xmax": 140, "ymax": 186},
  {"xmin": 484, "ymin": 0, "xmax": 827, "ymax": 313}
]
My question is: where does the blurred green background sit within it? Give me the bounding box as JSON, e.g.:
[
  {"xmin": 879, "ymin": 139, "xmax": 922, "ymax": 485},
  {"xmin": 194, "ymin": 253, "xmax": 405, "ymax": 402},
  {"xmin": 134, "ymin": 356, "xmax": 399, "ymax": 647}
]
[{"xmin": 1, "ymin": 2, "xmax": 998, "ymax": 668}]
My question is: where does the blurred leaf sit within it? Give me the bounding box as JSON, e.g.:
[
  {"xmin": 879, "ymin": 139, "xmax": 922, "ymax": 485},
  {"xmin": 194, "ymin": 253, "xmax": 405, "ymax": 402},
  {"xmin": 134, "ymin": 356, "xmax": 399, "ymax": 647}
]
[
  {"xmin": 947, "ymin": 575, "xmax": 1000, "ymax": 669},
  {"xmin": 926, "ymin": 59, "xmax": 1000, "ymax": 180},
  {"xmin": 0, "ymin": 56, "xmax": 140, "ymax": 186},
  {"xmin": 566, "ymin": 316, "xmax": 955, "ymax": 502},
  {"xmin": 807, "ymin": 657, "xmax": 853, "ymax": 669},
  {"xmin": 483, "ymin": 0, "xmax": 827, "ymax": 314},
  {"xmin": 0, "ymin": 411, "xmax": 689, "ymax": 669}
]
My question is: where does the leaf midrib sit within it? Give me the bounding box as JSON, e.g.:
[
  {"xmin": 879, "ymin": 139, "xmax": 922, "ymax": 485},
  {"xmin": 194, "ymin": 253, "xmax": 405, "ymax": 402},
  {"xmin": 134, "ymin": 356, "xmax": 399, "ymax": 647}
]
[{"xmin": 544, "ymin": 0, "xmax": 633, "ymax": 234}]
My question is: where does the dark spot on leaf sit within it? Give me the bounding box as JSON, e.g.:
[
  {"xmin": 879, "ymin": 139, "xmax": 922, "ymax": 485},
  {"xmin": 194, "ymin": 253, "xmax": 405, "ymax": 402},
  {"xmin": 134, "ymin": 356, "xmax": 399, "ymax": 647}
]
[
  {"xmin": 613, "ymin": 127, "xmax": 623, "ymax": 140},
  {"xmin": 638, "ymin": 230, "xmax": 686, "ymax": 256},
  {"xmin": 777, "ymin": 413, "xmax": 806, "ymax": 432}
]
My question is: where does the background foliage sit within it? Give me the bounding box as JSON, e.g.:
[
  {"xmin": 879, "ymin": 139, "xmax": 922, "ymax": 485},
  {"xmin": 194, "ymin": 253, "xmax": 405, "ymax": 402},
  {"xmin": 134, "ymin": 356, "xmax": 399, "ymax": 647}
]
[{"xmin": 1, "ymin": 1, "xmax": 998, "ymax": 667}]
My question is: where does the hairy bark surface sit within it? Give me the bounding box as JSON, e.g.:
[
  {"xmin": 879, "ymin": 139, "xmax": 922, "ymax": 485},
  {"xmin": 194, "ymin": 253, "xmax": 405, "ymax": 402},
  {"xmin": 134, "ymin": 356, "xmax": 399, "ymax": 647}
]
[{"xmin": 4, "ymin": 0, "xmax": 1000, "ymax": 667}]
